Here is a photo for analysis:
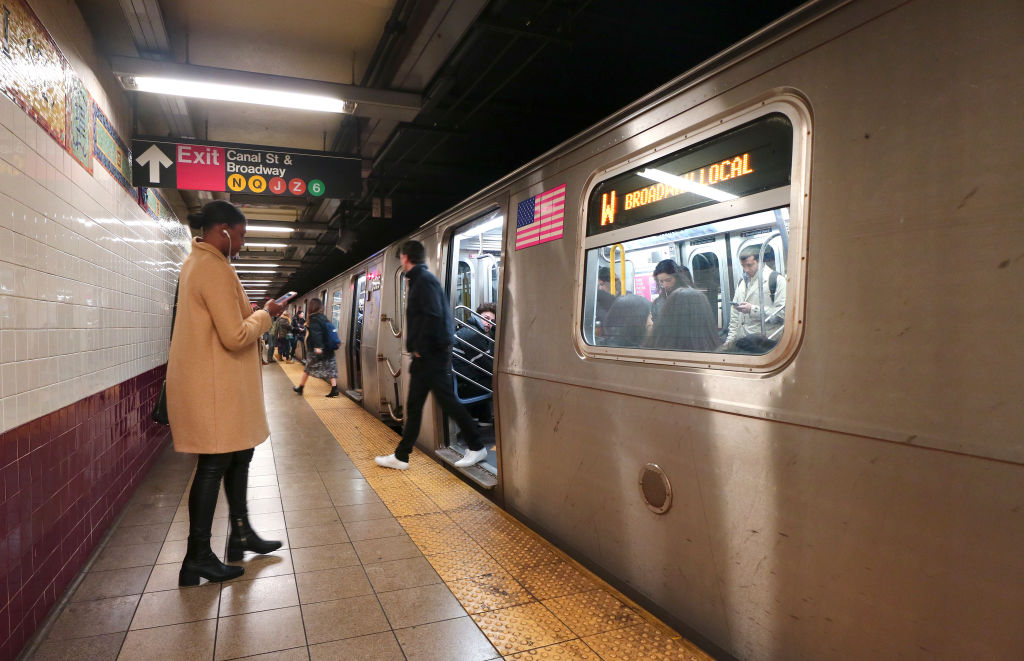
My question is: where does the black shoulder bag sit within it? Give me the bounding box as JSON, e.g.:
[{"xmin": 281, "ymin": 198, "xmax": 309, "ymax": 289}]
[{"xmin": 151, "ymin": 279, "xmax": 180, "ymax": 425}]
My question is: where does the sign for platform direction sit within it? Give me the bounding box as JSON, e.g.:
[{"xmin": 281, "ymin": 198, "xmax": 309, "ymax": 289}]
[{"xmin": 131, "ymin": 138, "xmax": 361, "ymax": 198}]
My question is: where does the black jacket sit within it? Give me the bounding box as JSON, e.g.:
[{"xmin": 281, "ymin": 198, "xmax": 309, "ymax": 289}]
[
  {"xmin": 305, "ymin": 313, "xmax": 335, "ymax": 358},
  {"xmin": 453, "ymin": 317, "xmax": 494, "ymax": 397},
  {"xmin": 404, "ymin": 263, "xmax": 454, "ymax": 358}
]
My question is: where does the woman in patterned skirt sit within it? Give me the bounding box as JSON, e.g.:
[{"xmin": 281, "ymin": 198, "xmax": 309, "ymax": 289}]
[{"xmin": 293, "ymin": 298, "xmax": 340, "ymax": 398}]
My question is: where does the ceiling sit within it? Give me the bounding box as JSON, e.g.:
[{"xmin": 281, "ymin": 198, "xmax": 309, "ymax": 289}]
[{"xmin": 76, "ymin": 0, "xmax": 805, "ymax": 297}]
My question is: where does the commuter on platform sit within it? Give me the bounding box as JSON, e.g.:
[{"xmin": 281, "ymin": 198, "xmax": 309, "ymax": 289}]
[
  {"xmin": 650, "ymin": 259, "xmax": 695, "ymax": 323},
  {"xmin": 375, "ymin": 240, "xmax": 485, "ymax": 470},
  {"xmin": 292, "ymin": 312, "xmax": 306, "ymax": 363},
  {"xmin": 647, "ymin": 287, "xmax": 722, "ymax": 352},
  {"xmin": 166, "ymin": 201, "xmax": 283, "ymax": 586},
  {"xmin": 293, "ymin": 298, "xmax": 339, "ymax": 397},
  {"xmin": 276, "ymin": 311, "xmax": 293, "ymax": 363},
  {"xmin": 263, "ymin": 313, "xmax": 277, "ymax": 364}
]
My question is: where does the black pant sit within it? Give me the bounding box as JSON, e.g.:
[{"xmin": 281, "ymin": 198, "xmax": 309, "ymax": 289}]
[
  {"xmin": 188, "ymin": 449, "xmax": 255, "ymax": 543},
  {"xmin": 395, "ymin": 354, "xmax": 481, "ymax": 462},
  {"xmin": 265, "ymin": 337, "xmax": 275, "ymax": 362}
]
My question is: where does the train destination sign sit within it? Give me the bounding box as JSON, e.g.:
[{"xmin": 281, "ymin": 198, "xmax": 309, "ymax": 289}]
[
  {"xmin": 131, "ymin": 138, "xmax": 361, "ymax": 198},
  {"xmin": 586, "ymin": 113, "xmax": 793, "ymax": 237}
]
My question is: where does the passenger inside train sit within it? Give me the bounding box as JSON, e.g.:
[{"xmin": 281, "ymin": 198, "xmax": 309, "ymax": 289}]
[
  {"xmin": 651, "ymin": 259, "xmax": 696, "ymax": 323},
  {"xmin": 602, "ymin": 294, "xmax": 652, "ymax": 347},
  {"xmin": 647, "ymin": 288, "xmax": 722, "ymax": 352},
  {"xmin": 453, "ymin": 303, "xmax": 497, "ymax": 423}
]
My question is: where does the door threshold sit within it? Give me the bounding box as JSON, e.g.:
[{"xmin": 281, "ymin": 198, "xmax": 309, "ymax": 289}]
[
  {"xmin": 344, "ymin": 390, "xmax": 363, "ymax": 402},
  {"xmin": 435, "ymin": 448, "xmax": 497, "ymax": 489}
]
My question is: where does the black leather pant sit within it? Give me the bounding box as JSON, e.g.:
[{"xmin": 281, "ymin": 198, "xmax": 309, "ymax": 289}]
[
  {"xmin": 395, "ymin": 354, "xmax": 481, "ymax": 462},
  {"xmin": 187, "ymin": 449, "xmax": 254, "ymax": 544}
]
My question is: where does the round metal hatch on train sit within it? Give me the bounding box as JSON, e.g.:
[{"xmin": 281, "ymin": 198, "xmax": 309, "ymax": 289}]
[{"xmin": 639, "ymin": 464, "xmax": 673, "ymax": 514}]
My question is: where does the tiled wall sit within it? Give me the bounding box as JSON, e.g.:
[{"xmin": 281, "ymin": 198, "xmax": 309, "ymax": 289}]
[{"xmin": 0, "ymin": 2, "xmax": 192, "ymax": 657}]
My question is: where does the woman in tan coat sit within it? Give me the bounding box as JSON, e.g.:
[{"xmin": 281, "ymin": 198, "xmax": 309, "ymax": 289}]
[{"xmin": 167, "ymin": 200, "xmax": 286, "ymax": 586}]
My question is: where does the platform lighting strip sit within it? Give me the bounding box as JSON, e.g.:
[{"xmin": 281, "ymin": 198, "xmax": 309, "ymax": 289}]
[
  {"xmin": 233, "ymin": 263, "xmax": 280, "ymax": 268},
  {"xmin": 245, "ymin": 225, "xmax": 295, "ymax": 233},
  {"xmin": 236, "ymin": 269, "xmax": 283, "ymax": 273},
  {"xmin": 243, "ymin": 242, "xmax": 290, "ymax": 248},
  {"xmin": 130, "ymin": 76, "xmax": 351, "ymax": 114}
]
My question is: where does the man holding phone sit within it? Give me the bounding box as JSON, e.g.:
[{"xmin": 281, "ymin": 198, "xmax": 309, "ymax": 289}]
[{"xmin": 725, "ymin": 247, "xmax": 786, "ymax": 347}]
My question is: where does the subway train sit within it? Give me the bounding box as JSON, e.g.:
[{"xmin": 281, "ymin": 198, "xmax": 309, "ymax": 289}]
[{"xmin": 288, "ymin": 1, "xmax": 1023, "ymax": 658}]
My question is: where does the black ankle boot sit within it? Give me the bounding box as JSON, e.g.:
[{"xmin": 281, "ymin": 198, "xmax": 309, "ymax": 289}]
[
  {"xmin": 227, "ymin": 516, "xmax": 283, "ymax": 561},
  {"xmin": 293, "ymin": 385, "xmax": 304, "ymax": 395},
  {"xmin": 179, "ymin": 538, "xmax": 244, "ymax": 586},
  {"xmin": 325, "ymin": 386, "xmax": 339, "ymax": 398}
]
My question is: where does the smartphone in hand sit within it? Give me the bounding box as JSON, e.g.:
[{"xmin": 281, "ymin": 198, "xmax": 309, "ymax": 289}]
[{"xmin": 274, "ymin": 291, "xmax": 298, "ymax": 305}]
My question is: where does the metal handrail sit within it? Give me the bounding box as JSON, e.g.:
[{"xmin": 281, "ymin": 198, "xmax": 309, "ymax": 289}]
[
  {"xmin": 385, "ymin": 400, "xmax": 403, "ymax": 423},
  {"xmin": 383, "ymin": 356, "xmax": 401, "ymax": 378},
  {"xmin": 756, "ymin": 231, "xmax": 781, "ymax": 336},
  {"xmin": 453, "ymin": 306, "xmax": 497, "ymax": 342},
  {"xmin": 387, "ymin": 266, "xmax": 403, "ymax": 337}
]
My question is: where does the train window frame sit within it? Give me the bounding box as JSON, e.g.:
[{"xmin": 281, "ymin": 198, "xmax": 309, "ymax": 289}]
[{"xmin": 575, "ymin": 97, "xmax": 810, "ymax": 372}]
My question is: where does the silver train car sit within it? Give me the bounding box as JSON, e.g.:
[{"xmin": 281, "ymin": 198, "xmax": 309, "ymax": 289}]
[{"xmin": 290, "ymin": 1, "xmax": 1023, "ymax": 658}]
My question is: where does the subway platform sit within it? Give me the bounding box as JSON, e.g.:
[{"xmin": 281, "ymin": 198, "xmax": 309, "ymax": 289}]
[{"xmin": 21, "ymin": 364, "xmax": 709, "ymax": 661}]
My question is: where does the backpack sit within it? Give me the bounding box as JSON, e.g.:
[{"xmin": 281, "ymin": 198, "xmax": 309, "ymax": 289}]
[
  {"xmin": 276, "ymin": 316, "xmax": 291, "ymax": 339},
  {"xmin": 324, "ymin": 320, "xmax": 341, "ymax": 350}
]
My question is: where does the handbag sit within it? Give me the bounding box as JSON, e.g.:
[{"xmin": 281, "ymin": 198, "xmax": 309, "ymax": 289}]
[{"xmin": 151, "ymin": 278, "xmax": 180, "ymax": 425}]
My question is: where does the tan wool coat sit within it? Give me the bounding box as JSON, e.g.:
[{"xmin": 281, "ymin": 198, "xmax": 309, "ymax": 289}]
[{"xmin": 167, "ymin": 239, "xmax": 272, "ymax": 454}]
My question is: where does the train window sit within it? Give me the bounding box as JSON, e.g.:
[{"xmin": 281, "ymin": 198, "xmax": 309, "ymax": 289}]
[{"xmin": 582, "ymin": 110, "xmax": 800, "ymax": 360}]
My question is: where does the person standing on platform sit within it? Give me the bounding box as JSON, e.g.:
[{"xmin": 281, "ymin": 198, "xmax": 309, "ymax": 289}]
[
  {"xmin": 375, "ymin": 240, "xmax": 486, "ymax": 470},
  {"xmin": 167, "ymin": 201, "xmax": 284, "ymax": 587},
  {"xmin": 293, "ymin": 298, "xmax": 340, "ymax": 398}
]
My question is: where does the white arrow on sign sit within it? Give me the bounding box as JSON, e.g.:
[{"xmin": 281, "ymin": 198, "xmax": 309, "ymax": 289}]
[{"xmin": 136, "ymin": 144, "xmax": 173, "ymax": 184}]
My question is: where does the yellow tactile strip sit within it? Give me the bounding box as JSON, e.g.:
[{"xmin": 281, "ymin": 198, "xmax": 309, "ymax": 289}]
[{"xmin": 279, "ymin": 363, "xmax": 711, "ymax": 660}]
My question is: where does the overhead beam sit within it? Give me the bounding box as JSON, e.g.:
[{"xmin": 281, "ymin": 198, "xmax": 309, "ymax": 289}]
[{"xmin": 110, "ymin": 56, "xmax": 422, "ymax": 123}]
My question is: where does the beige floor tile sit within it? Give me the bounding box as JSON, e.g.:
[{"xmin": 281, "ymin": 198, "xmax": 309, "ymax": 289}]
[
  {"xmin": 276, "ymin": 472, "xmax": 322, "ymax": 487},
  {"xmin": 30, "ymin": 631, "xmax": 124, "ymax": 661},
  {"xmin": 117, "ymin": 620, "xmax": 217, "ymax": 661},
  {"xmin": 329, "ymin": 490, "xmax": 382, "ymax": 507},
  {"xmin": 352, "ymin": 535, "xmax": 422, "ymax": 564},
  {"xmin": 287, "ymin": 522, "xmax": 349, "ymax": 548},
  {"xmin": 309, "ymin": 631, "xmax": 404, "ymax": 660},
  {"xmin": 214, "ymin": 607, "xmax": 306, "ymax": 660},
  {"xmin": 119, "ymin": 504, "xmax": 178, "ymax": 527},
  {"xmin": 300, "ymin": 594, "xmax": 391, "ymax": 645},
  {"xmin": 144, "ymin": 563, "xmax": 184, "ymax": 592},
  {"xmin": 248, "ymin": 485, "xmax": 282, "ymax": 499},
  {"xmin": 247, "ymin": 474, "xmax": 280, "ymax": 488},
  {"xmin": 335, "ymin": 503, "xmax": 392, "ymax": 523},
  {"xmin": 90, "ymin": 542, "xmax": 162, "ymax": 572},
  {"xmin": 290, "ymin": 543, "xmax": 360, "ymax": 573},
  {"xmin": 106, "ymin": 523, "xmax": 170, "ymax": 547},
  {"xmin": 364, "ymin": 556, "xmax": 441, "ymax": 593},
  {"xmin": 229, "ymin": 549, "xmax": 293, "ymax": 579},
  {"xmin": 156, "ymin": 536, "xmax": 227, "ymax": 565},
  {"xmin": 163, "ymin": 520, "xmax": 190, "ymax": 542},
  {"xmin": 279, "ymin": 482, "xmax": 328, "ymax": 498},
  {"xmin": 283, "ymin": 507, "xmax": 340, "ymax": 529},
  {"xmin": 229, "ymin": 647, "xmax": 309, "ymax": 660},
  {"xmin": 247, "ymin": 511, "xmax": 288, "ymax": 531},
  {"xmin": 393, "ymin": 616, "xmax": 498, "ymax": 661},
  {"xmin": 282, "ymin": 492, "xmax": 335, "ymax": 511},
  {"xmin": 295, "ymin": 565, "xmax": 372, "ymax": 604},
  {"xmin": 324, "ymin": 478, "xmax": 373, "ymax": 494},
  {"xmin": 343, "ymin": 517, "xmax": 405, "ymax": 541},
  {"xmin": 318, "ymin": 469, "xmax": 365, "ymax": 484},
  {"xmin": 72, "ymin": 567, "xmax": 151, "ymax": 602},
  {"xmin": 129, "ymin": 583, "xmax": 221, "ymax": 630},
  {"xmin": 247, "ymin": 497, "xmax": 284, "ymax": 514},
  {"xmin": 220, "ymin": 574, "xmax": 300, "ymax": 616},
  {"xmin": 377, "ymin": 583, "xmax": 466, "ymax": 629},
  {"xmin": 48, "ymin": 595, "xmax": 140, "ymax": 639}
]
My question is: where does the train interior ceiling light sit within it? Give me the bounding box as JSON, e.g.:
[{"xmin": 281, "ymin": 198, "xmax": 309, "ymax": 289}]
[{"xmin": 121, "ymin": 76, "xmax": 356, "ymax": 114}]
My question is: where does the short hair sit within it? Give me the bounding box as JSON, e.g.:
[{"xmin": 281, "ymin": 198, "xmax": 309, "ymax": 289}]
[
  {"xmin": 187, "ymin": 200, "xmax": 245, "ymax": 232},
  {"xmin": 598, "ymin": 267, "xmax": 611, "ymax": 283},
  {"xmin": 476, "ymin": 302, "xmax": 497, "ymax": 315},
  {"xmin": 307, "ymin": 298, "xmax": 323, "ymax": 315},
  {"xmin": 400, "ymin": 240, "xmax": 426, "ymax": 264},
  {"xmin": 603, "ymin": 294, "xmax": 651, "ymax": 348},
  {"xmin": 739, "ymin": 246, "xmax": 761, "ymax": 262},
  {"xmin": 734, "ymin": 333, "xmax": 776, "ymax": 354}
]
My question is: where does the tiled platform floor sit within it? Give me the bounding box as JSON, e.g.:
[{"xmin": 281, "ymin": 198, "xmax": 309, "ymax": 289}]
[{"xmin": 22, "ymin": 364, "xmax": 709, "ymax": 661}]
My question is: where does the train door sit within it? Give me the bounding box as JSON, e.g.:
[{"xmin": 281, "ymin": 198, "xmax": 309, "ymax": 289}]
[
  {"xmin": 360, "ymin": 263, "xmax": 384, "ymax": 416},
  {"xmin": 683, "ymin": 236, "xmax": 729, "ymax": 332},
  {"xmin": 346, "ymin": 273, "xmax": 367, "ymax": 400},
  {"xmin": 439, "ymin": 208, "xmax": 504, "ymax": 487},
  {"xmin": 328, "ymin": 289, "xmax": 344, "ymax": 376}
]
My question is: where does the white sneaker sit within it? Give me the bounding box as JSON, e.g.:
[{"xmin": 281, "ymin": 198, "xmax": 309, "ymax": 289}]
[
  {"xmin": 374, "ymin": 454, "xmax": 409, "ymax": 470},
  {"xmin": 454, "ymin": 448, "xmax": 489, "ymax": 468}
]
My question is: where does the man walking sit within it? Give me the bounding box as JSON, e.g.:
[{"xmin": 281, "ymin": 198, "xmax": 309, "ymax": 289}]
[{"xmin": 375, "ymin": 240, "xmax": 487, "ymax": 470}]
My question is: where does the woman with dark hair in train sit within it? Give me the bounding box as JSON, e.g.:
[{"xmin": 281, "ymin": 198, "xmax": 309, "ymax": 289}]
[
  {"xmin": 602, "ymin": 294, "xmax": 653, "ymax": 348},
  {"xmin": 166, "ymin": 200, "xmax": 284, "ymax": 586},
  {"xmin": 650, "ymin": 259, "xmax": 695, "ymax": 323},
  {"xmin": 293, "ymin": 297, "xmax": 340, "ymax": 397},
  {"xmin": 647, "ymin": 287, "xmax": 722, "ymax": 352}
]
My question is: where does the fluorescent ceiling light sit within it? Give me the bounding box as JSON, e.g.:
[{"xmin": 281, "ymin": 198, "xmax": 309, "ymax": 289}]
[
  {"xmin": 236, "ymin": 269, "xmax": 281, "ymax": 274},
  {"xmin": 246, "ymin": 226, "xmax": 295, "ymax": 233},
  {"xmin": 244, "ymin": 242, "xmax": 290, "ymax": 248},
  {"xmin": 233, "ymin": 263, "xmax": 279, "ymax": 268},
  {"xmin": 131, "ymin": 76, "xmax": 351, "ymax": 114},
  {"xmin": 637, "ymin": 168, "xmax": 737, "ymax": 202}
]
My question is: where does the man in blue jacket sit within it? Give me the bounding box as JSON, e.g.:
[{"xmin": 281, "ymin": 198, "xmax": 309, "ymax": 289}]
[{"xmin": 375, "ymin": 240, "xmax": 486, "ymax": 470}]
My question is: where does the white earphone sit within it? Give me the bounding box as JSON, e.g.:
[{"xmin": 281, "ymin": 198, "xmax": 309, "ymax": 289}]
[{"xmin": 222, "ymin": 229, "xmax": 232, "ymax": 257}]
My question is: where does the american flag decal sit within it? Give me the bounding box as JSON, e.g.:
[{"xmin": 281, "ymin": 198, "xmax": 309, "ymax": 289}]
[{"xmin": 515, "ymin": 184, "xmax": 566, "ymax": 250}]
